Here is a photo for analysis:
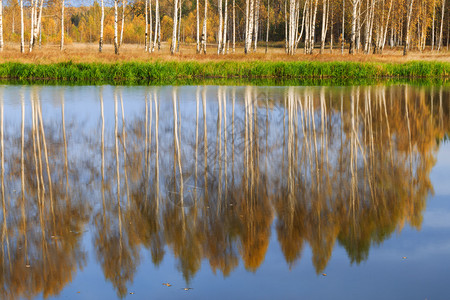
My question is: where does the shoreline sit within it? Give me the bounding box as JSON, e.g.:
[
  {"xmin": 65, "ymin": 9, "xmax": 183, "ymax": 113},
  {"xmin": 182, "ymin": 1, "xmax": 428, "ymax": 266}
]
[{"xmin": 0, "ymin": 61, "xmax": 448, "ymax": 83}]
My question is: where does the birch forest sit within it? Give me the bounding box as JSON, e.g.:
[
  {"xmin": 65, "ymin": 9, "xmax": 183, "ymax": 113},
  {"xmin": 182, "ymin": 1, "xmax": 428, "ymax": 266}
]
[{"xmin": 0, "ymin": 0, "xmax": 448, "ymax": 54}]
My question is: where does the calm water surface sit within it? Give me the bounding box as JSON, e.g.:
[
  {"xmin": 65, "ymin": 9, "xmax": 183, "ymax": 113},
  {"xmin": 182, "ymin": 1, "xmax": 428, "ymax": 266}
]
[{"xmin": 0, "ymin": 85, "xmax": 449, "ymax": 299}]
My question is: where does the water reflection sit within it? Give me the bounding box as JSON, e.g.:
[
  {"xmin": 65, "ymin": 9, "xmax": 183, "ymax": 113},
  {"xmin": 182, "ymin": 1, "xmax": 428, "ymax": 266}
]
[{"xmin": 0, "ymin": 85, "xmax": 448, "ymax": 298}]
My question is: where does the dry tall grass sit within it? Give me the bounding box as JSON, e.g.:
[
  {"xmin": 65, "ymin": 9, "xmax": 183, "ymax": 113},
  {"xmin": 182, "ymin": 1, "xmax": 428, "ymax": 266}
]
[{"xmin": 1, "ymin": 42, "xmax": 449, "ymax": 64}]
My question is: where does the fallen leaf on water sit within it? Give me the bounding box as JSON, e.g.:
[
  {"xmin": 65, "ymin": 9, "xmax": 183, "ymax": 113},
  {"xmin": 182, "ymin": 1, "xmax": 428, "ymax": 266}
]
[
  {"xmin": 129, "ymin": 292, "xmax": 134, "ymax": 295},
  {"xmin": 402, "ymin": 257, "xmax": 407, "ymax": 259},
  {"xmin": 322, "ymin": 273, "xmax": 327, "ymax": 276},
  {"xmin": 162, "ymin": 283, "xmax": 172, "ymax": 287},
  {"xmin": 182, "ymin": 288, "xmax": 193, "ymax": 291}
]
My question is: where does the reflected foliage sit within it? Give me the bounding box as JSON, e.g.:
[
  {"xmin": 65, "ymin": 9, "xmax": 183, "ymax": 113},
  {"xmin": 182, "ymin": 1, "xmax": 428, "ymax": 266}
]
[{"xmin": 0, "ymin": 85, "xmax": 448, "ymax": 298}]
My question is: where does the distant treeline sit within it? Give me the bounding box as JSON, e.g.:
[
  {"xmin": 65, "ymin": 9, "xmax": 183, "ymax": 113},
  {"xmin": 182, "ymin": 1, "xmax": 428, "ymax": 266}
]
[{"xmin": 0, "ymin": 0, "xmax": 448, "ymax": 54}]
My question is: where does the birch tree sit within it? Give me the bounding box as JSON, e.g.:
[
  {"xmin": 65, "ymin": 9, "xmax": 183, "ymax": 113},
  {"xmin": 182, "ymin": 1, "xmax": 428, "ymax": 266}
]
[
  {"xmin": 99, "ymin": 0, "xmax": 104, "ymax": 52},
  {"xmin": 29, "ymin": 0, "xmax": 44, "ymax": 52},
  {"xmin": 222, "ymin": 0, "xmax": 228, "ymax": 53},
  {"xmin": 145, "ymin": 0, "xmax": 148, "ymax": 51},
  {"xmin": 196, "ymin": 0, "xmax": 200, "ymax": 53},
  {"xmin": 29, "ymin": 0, "xmax": 35, "ymax": 51},
  {"xmin": 233, "ymin": 0, "xmax": 236, "ymax": 52},
  {"xmin": 0, "ymin": 0, "xmax": 3, "ymax": 51},
  {"xmin": 301, "ymin": 0, "xmax": 308, "ymax": 50},
  {"xmin": 253, "ymin": 0, "xmax": 261, "ymax": 51},
  {"xmin": 114, "ymin": 0, "xmax": 119, "ymax": 54},
  {"xmin": 306, "ymin": 0, "xmax": 319, "ymax": 54},
  {"xmin": 403, "ymin": 0, "xmax": 414, "ymax": 55},
  {"xmin": 285, "ymin": 0, "xmax": 288, "ymax": 52},
  {"xmin": 265, "ymin": 0, "xmax": 269, "ymax": 53},
  {"xmin": 201, "ymin": 0, "xmax": 208, "ymax": 53},
  {"xmin": 320, "ymin": 0, "xmax": 330, "ymax": 53},
  {"xmin": 171, "ymin": 0, "xmax": 179, "ymax": 54},
  {"xmin": 149, "ymin": 0, "xmax": 153, "ymax": 50},
  {"xmin": 218, "ymin": 0, "xmax": 223, "ymax": 53},
  {"xmin": 287, "ymin": 0, "xmax": 296, "ymax": 54},
  {"xmin": 378, "ymin": 0, "xmax": 393, "ymax": 53},
  {"xmin": 438, "ymin": 0, "xmax": 446, "ymax": 50},
  {"xmin": 330, "ymin": 1, "xmax": 333, "ymax": 53},
  {"xmin": 153, "ymin": 0, "xmax": 161, "ymax": 51},
  {"xmin": 177, "ymin": 0, "xmax": 181, "ymax": 52},
  {"xmin": 432, "ymin": 0, "xmax": 436, "ymax": 51},
  {"xmin": 20, "ymin": 0, "xmax": 24, "ymax": 53},
  {"xmin": 120, "ymin": 0, "xmax": 126, "ymax": 46},
  {"xmin": 342, "ymin": 0, "xmax": 345, "ymax": 53},
  {"xmin": 245, "ymin": 0, "xmax": 255, "ymax": 53},
  {"xmin": 35, "ymin": 0, "xmax": 44, "ymax": 48},
  {"xmin": 356, "ymin": 0, "xmax": 360, "ymax": 51},
  {"xmin": 349, "ymin": 0, "xmax": 360, "ymax": 54},
  {"xmin": 364, "ymin": 0, "xmax": 375, "ymax": 54}
]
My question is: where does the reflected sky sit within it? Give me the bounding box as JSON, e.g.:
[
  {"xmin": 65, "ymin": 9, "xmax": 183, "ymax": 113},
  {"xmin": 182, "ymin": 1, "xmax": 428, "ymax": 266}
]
[{"xmin": 0, "ymin": 84, "xmax": 449, "ymax": 299}]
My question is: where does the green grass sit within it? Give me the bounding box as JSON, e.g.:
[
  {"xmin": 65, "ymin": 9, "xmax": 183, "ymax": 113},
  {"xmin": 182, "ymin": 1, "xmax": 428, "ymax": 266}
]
[{"xmin": 0, "ymin": 61, "xmax": 448, "ymax": 83}]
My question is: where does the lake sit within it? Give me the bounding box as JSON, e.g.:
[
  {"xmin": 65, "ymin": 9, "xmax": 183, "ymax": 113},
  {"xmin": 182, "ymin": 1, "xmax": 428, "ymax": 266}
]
[{"xmin": 0, "ymin": 84, "xmax": 449, "ymax": 299}]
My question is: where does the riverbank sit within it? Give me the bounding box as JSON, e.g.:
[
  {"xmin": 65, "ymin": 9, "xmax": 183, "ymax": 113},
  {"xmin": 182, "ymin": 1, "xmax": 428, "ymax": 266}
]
[
  {"xmin": 0, "ymin": 60, "xmax": 449, "ymax": 83},
  {"xmin": 1, "ymin": 43, "xmax": 450, "ymax": 64}
]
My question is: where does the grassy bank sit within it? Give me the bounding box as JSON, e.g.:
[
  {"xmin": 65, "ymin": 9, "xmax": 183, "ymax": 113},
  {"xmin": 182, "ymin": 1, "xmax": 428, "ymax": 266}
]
[{"xmin": 0, "ymin": 61, "xmax": 449, "ymax": 82}]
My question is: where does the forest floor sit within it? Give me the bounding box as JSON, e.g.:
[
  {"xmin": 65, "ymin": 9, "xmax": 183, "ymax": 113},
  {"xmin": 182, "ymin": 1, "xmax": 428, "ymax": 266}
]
[{"xmin": 1, "ymin": 42, "xmax": 450, "ymax": 64}]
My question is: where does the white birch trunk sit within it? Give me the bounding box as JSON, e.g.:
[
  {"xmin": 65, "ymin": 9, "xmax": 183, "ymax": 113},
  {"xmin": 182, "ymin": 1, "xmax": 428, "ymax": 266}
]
[
  {"xmin": 20, "ymin": 0, "xmax": 24, "ymax": 53},
  {"xmin": 295, "ymin": 0, "xmax": 307, "ymax": 51},
  {"xmin": 171, "ymin": 0, "xmax": 179, "ymax": 54},
  {"xmin": 120, "ymin": 0, "xmax": 126, "ymax": 46},
  {"xmin": 403, "ymin": 0, "xmax": 414, "ymax": 55},
  {"xmin": 330, "ymin": 1, "xmax": 333, "ymax": 53},
  {"xmin": 153, "ymin": 0, "xmax": 160, "ymax": 51},
  {"xmin": 367, "ymin": 0, "xmax": 375, "ymax": 53},
  {"xmin": 196, "ymin": 0, "xmax": 200, "ymax": 53},
  {"xmin": 293, "ymin": 0, "xmax": 300, "ymax": 52},
  {"xmin": 245, "ymin": 0, "xmax": 254, "ymax": 53},
  {"xmin": 304, "ymin": 0, "xmax": 310, "ymax": 53},
  {"xmin": 218, "ymin": 0, "xmax": 223, "ymax": 53},
  {"xmin": 0, "ymin": 0, "xmax": 3, "ymax": 52},
  {"xmin": 253, "ymin": 0, "xmax": 260, "ymax": 51},
  {"xmin": 35, "ymin": 0, "xmax": 44, "ymax": 47},
  {"xmin": 432, "ymin": 0, "xmax": 436, "ymax": 51},
  {"xmin": 288, "ymin": 0, "xmax": 295, "ymax": 54},
  {"xmin": 309, "ymin": 0, "xmax": 319, "ymax": 54},
  {"xmin": 363, "ymin": 0, "xmax": 370, "ymax": 52},
  {"xmin": 30, "ymin": 0, "xmax": 35, "ymax": 52},
  {"xmin": 177, "ymin": 0, "xmax": 181, "ymax": 52},
  {"xmin": 99, "ymin": 0, "xmax": 104, "ymax": 52},
  {"xmin": 356, "ymin": 0, "xmax": 360, "ymax": 51},
  {"xmin": 201, "ymin": 0, "xmax": 207, "ymax": 53},
  {"xmin": 380, "ymin": 0, "xmax": 393, "ymax": 53},
  {"xmin": 265, "ymin": 0, "xmax": 269, "ymax": 53},
  {"xmin": 149, "ymin": 0, "xmax": 153, "ymax": 50},
  {"xmin": 349, "ymin": 0, "xmax": 359, "ymax": 54},
  {"xmin": 284, "ymin": 0, "xmax": 288, "ymax": 53},
  {"xmin": 223, "ymin": 0, "xmax": 228, "ymax": 53},
  {"xmin": 233, "ymin": 0, "xmax": 236, "ymax": 52},
  {"xmin": 438, "ymin": 0, "xmax": 446, "ymax": 50},
  {"xmin": 145, "ymin": 0, "xmax": 148, "ymax": 52},
  {"xmin": 320, "ymin": 0, "xmax": 329, "ymax": 53},
  {"xmin": 342, "ymin": 0, "xmax": 345, "ymax": 53},
  {"xmin": 114, "ymin": 0, "xmax": 119, "ymax": 54}
]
